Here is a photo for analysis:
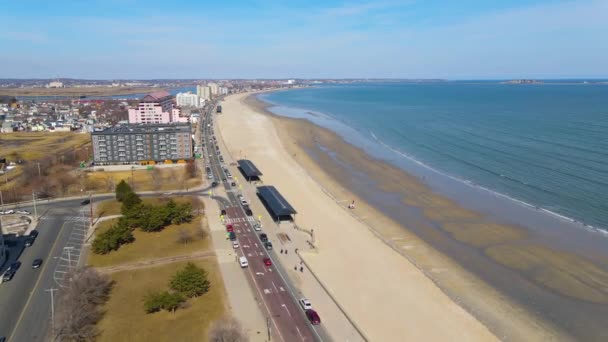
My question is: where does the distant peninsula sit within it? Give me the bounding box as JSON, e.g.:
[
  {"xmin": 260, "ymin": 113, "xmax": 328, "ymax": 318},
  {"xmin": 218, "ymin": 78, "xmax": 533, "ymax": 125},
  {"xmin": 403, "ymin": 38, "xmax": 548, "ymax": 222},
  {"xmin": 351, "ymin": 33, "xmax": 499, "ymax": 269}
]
[{"xmin": 502, "ymin": 79, "xmax": 543, "ymax": 84}]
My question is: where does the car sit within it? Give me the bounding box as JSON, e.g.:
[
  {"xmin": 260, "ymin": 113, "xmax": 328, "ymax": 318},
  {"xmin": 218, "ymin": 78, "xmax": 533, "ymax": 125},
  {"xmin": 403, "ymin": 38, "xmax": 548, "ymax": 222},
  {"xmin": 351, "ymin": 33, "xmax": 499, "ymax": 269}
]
[
  {"xmin": 244, "ymin": 207, "xmax": 253, "ymax": 216},
  {"xmin": 229, "ymin": 232, "xmax": 236, "ymax": 241},
  {"xmin": 253, "ymin": 223, "xmax": 262, "ymax": 231},
  {"xmin": 2, "ymin": 270, "xmax": 15, "ymax": 282},
  {"xmin": 239, "ymin": 256, "xmax": 249, "ymax": 268},
  {"xmin": 24, "ymin": 237, "xmax": 35, "ymax": 247},
  {"xmin": 222, "ymin": 178, "xmax": 227, "ymax": 182},
  {"xmin": 232, "ymin": 241, "xmax": 239, "ymax": 249},
  {"xmin": 226, "ymin": 224, "xmax": 234, "ymax": 232},
  {"xmin": 231, "ymin": 182, "xmax": 237, "ymax": 187},
  {"xmin": 7, "ymin": 261, "xmax": 21, "ymax": 272},
  {"xmin": 212, "ymin": 181, "xmax": 219, "ymax": 187},
  {"xmin": 81, "ymin": 199, "xmax": 90, "ymax": 205},
  {"xmin": 220, "ymin": 209, "xmax": 227, "ymax": 216},
  {"xmin": 263, "ymin": 257, "xmax": 272, "ymax": 266},
  {"xmin": 299, "ymin": 298, "xmax": 313, "ymax": 311},
  {"xmin": 259, "ymin": 233, "xmax": 268, "ymax": 242},
  {"xmin": 305, "ymin": 309, "xmax": 321, "ymax": 325},
  {"xmin": 29, "ymin": 230, "xmax": 39, "ymax": 238},
  {"xmin": 227, "ymin": 173, "xmax": 233, "ymax": 179},
  {"xmin": 207, "ymin": 174, "xmax": 213, "ymax": 179},
  {"xmin": 32, "ymin": 258, "xmax": 43, "ymax": 269},
  {"xmin": 264, "ymin": 241, "xmax": 273, "ymax": 250},
  {"xmin": 240, "ymin": 199, "xmax": 248, "ymax": 206},
  {"xmin": 16, "ymin": 210, "xmax": 31, "ymax": 215},
  {"xmin": 0, "ymin": 209, "xmax": 14, "ymax": 215}
]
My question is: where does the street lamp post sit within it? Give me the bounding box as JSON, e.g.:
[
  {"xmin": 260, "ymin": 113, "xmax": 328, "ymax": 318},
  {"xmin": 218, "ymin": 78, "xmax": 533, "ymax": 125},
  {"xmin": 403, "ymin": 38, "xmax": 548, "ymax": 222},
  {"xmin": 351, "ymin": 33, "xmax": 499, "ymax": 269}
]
[
  {"xmin": 46, "ymin": 288, "xmax": 57, "ymax": 338},
  {"xmin": 32, "ymin": 191, "xmax": 38, "ymax": 220}
]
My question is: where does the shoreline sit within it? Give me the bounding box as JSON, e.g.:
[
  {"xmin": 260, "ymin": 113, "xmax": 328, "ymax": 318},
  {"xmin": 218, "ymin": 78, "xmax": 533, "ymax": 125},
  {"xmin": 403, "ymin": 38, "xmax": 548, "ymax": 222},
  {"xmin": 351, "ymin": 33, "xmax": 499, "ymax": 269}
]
[
  {"xmin": 246, "ymin": 91, "xmax": 608, "ymax": 340},
  {"xmin": 218, "ymin": 92, "xmax": 499, "ymax": 341}
]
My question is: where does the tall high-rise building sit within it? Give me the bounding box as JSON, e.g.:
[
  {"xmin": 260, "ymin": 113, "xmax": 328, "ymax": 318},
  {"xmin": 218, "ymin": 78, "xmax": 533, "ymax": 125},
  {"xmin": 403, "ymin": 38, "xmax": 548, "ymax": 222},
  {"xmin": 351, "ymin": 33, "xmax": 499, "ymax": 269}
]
[
  {"xmin": 176, "ymin": 92, "xmax": 200, "ymax": 107},
  {"xmin": 208, "ymin": 83, "xmax": 219, "ymax": 96},
  {"xmin": 197, "ymin": 85, "xmax": 211, "ymax": 100}
]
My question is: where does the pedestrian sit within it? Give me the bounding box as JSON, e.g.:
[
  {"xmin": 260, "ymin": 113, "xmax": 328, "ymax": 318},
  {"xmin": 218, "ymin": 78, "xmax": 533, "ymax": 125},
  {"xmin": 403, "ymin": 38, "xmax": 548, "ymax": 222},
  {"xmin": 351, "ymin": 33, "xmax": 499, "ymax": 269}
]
[
  {"xmin": 300, "ymin": 261, "xmax": 303, "ymax": 265},
  {"xmin": 300, "ymin": 266, "xmax": 304, "ymax": 272},
  {"xmin": 285, "ymin": 250, "xmax": 288, "ymax": 255},
  {"xmin": 294, "ymin": 265, "xmax": 297, "ymax": 271},
  {"xmin": 280, "ymin": 249, "xmax": 283, "ymax": 254},
  {"xmin": 295, "ymin": 248, "xmax": 299, "ymax": 254}
]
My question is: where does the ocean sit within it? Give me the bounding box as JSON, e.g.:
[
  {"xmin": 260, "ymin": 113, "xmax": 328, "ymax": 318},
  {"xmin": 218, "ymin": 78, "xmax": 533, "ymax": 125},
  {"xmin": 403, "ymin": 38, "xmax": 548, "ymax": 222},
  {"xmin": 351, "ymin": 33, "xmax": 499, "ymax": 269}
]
[{"xmin": 260, "ymin": 82, "xmax": 608, "ymax": 233}]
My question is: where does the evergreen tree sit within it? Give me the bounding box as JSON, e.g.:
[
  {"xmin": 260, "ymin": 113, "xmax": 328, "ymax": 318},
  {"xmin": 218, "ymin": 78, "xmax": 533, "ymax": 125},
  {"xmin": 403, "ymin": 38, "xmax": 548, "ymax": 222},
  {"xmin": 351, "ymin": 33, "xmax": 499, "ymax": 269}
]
[
  {"xmin": 170, "ymin": 262, "xmax": 210, "ymax": 298},
  {"xmin": 115, "ymin": 180, "xmax": 132, "ymax": 202}
]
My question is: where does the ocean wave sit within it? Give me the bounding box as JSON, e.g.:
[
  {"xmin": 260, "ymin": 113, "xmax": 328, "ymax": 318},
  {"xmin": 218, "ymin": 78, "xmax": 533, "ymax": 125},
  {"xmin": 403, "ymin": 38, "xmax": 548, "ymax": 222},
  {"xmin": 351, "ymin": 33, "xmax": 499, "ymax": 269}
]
[{"xmin": 368, "ymin": 129, "xmax": 607, "ymax": 235}]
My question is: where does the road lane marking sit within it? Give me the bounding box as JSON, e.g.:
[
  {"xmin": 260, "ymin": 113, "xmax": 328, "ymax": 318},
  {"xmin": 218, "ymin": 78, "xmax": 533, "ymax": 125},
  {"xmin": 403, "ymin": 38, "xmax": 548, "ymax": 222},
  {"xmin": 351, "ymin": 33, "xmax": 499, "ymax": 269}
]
[
  {"xmin": 9, "ymin": 221, "xmax": 69, "ymax": 342},
  {"xmin": 281, "ymin": 304, "xmax": 292, "ymax": 317}
]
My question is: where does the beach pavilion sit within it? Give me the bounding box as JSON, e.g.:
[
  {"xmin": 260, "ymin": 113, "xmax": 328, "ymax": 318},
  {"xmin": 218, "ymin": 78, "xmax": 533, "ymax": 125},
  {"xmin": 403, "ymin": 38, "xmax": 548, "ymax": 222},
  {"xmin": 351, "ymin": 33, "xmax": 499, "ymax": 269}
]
[
  {"xmin": 256, "ymin": 185, "xmax": 297, "ymax": 222},
  {"xmin": 237, "ymin": 159, "xmax": 263, "ymax": 182}
]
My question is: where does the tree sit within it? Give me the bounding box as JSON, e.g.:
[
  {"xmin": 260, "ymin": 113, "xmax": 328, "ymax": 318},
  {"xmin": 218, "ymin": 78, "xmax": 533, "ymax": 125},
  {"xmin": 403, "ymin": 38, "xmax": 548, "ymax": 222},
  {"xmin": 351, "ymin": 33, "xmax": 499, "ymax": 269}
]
[
  {"xmin": 185, "ymin": 162, "xmax": 197, "ymax": 178},
  {"xmin": 140, "ymin": 206, "xmax": 170, "ymax": 232},
  {"xmin": 177, "ymin": 228, "xmax": 193, "ymax": 245},
  {"xmin": 171, "ymin": 203, "xmax": 193, "ymax": 225},
  {"xmin": 115, "ymin": 180, "xmax": 132, "ymax": 202},
  {"xmin": 55, "ymin": 268, "xmax": 113, "ymax": 341},
  {"xmin": 208, "ymin": 317, "xmax": 248, "ymax": 342},
  {"xmin": 92, "ymin": 220, "xmax": 134, "ymax": 254},
  {"xmin": 143, "ymin": 291, "xmax": 185, "ymax": 314},
  {"xmin": 169, "ymin": 262, "xmax": 210, "ymax": 298},
  {"xmin": 121, "ymin": 191, "xmax": 142, "ymax": 214}
]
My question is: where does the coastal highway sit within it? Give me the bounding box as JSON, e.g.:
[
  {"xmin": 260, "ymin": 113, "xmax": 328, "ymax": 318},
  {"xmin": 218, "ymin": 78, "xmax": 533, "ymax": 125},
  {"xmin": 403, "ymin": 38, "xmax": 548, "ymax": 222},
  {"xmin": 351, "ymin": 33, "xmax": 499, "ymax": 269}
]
[{"xmin": 202, "ymin": 101, "xmax": 326, "ymax": 341}]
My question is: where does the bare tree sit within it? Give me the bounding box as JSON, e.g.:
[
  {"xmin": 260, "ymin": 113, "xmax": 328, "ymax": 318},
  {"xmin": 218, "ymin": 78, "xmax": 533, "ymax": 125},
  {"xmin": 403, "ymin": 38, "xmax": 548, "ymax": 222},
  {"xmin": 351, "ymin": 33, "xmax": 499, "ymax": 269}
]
[
  {"xmin": 208, "ymin": 317, "xmax": 249, "ymax": 342},
  {"xmin": 177, "ymin": 228, "xmax": 193, "ymax": 245},
  {"xmin": 55, "ymin": 267, "xmax": 113, "ymax": 342}
]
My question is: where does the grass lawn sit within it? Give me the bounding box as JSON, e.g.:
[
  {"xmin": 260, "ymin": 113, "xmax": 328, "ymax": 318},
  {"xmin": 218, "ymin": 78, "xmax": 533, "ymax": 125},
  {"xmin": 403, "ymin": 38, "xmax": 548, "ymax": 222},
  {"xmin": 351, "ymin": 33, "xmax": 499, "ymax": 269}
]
[
  {"xmin": 88, "ymin": 216, "xmax": 209, "ymax": 267},
  {"xmin": 85, "ymin": 167, "xmax": 202, "ymax": 193},
  {"xmin": 95, "ymin": 196, "xmax": 196, "ymax": 217},
  {"xmin": 96, "ymin": 260, "xmax": 226, "ymax": 342}
]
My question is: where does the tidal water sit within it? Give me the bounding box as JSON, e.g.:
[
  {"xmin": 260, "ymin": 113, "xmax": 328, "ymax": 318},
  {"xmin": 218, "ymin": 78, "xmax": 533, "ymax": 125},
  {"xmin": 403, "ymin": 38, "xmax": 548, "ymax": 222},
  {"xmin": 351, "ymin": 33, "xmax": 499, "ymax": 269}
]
[{"xmin": 261, "ymin": 82, "xmax": 608, "ymax": 233}]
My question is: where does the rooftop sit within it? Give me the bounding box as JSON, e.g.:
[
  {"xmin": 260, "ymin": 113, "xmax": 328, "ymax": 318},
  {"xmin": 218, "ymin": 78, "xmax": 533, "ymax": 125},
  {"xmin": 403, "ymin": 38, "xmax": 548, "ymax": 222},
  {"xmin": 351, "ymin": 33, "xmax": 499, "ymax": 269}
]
[
  {"xmin": 257, "ymin": 185, "xmax": 296, "ymax": 218},
  {"xmin": 91, "ymin": 123, "xmax": 191, "ymax": 135},
  {"xmin": 237, "ymin": 159, "xmax": 263, "ymax": 178},
  {"xmin": 142, "ymin": 90, "xmax": 171, "ymax": 102}
]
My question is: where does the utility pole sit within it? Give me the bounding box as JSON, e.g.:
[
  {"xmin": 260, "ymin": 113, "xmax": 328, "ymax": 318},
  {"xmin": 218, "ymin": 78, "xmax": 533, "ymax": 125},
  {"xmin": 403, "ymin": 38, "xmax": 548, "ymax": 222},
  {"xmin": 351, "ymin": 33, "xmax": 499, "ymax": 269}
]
[
  {"xmin": 267, "ymin": 317, "xmax": 271, "ymax": 341},
  {"xmin": 32, "ymin": 191, "xmax": 38, "ymax": 220},
  {"xmin": 46, "ymin": 288, "xmax": 58, "ymax": 338},
  {"xmin": 36, "ymin": 162, "xmax": 41, "ymax": 178},
  {"xmin": 89, "ymin": 192, "xmax": 93, "ymax": 229}
]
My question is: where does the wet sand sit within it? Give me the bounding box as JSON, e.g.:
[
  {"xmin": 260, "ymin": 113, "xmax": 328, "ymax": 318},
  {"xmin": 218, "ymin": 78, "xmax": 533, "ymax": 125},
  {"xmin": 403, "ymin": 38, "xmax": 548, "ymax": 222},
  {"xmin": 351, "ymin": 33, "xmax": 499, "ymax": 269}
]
[{"xmin": 245, "ymin": 93, "xmax": 608, "ymax": 341}]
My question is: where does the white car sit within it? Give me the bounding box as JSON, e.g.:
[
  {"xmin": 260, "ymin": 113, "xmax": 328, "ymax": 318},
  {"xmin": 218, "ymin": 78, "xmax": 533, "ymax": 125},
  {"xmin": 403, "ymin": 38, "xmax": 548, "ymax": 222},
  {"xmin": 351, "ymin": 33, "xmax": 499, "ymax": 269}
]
[
  {"xmin": 232, "ymin": 241, "xmax": 239, "ymax": 249},
  {"xmin": 299, "ymin": 298, "xmax": 312, "ymax": 311},
  {"xmin": 16, "ymin": 210, "xmax": 31, "ymax": 215},
  {"xmin": 0, "ymin": 209, "xmax": 15, "ymax": 215},
  {"xmin": 253, "ymin": 223, "xmax": 262, "ymax": 231}
]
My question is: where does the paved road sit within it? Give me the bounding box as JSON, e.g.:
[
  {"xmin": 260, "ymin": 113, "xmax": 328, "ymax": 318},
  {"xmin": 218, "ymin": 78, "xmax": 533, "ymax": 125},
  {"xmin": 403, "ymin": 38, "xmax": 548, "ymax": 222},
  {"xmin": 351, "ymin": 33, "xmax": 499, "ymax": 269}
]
[{"xmin": 202, "ymin": 101, "xmax": 326, "ymax": 342}]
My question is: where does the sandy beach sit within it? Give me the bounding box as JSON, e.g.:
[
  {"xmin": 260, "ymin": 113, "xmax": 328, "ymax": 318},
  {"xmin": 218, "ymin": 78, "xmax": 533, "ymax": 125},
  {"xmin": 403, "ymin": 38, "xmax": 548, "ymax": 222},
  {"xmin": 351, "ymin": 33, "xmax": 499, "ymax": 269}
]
[{"xmin": 215, "ymin": 92, "xmax": 548, "ymax": 341}]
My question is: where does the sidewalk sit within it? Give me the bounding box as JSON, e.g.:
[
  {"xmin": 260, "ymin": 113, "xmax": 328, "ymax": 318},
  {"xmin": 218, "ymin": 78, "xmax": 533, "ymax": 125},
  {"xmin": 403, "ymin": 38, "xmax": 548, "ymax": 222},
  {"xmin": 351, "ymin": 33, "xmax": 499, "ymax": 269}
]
[{"xmin": 203, "ymin": 197, "xmax": 269, "ymax": 342}]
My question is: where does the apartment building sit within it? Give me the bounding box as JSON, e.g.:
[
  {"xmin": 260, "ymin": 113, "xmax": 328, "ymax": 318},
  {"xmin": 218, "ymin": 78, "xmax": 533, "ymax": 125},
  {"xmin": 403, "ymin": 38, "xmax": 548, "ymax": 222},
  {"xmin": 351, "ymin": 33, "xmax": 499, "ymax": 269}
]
[
  {"xmin": 176, "ymin": 91, "xmax": 201, "ymax": 107},
  {"xmin": 128, "ymin": 90, "xmax": 188, "ymax": 124},
  {"xmin": 91, "ymin": 123, "xmax": 193, "ymax": 165},
  {"xmin": 196, "ymin": 85, "xmax": 211, "ymax": 100}
]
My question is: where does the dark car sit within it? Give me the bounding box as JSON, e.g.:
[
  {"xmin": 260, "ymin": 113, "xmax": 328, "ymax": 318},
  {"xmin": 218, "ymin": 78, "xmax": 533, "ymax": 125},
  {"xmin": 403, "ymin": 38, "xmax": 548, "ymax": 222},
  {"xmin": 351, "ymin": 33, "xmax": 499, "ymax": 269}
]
[
  {"xmin": 7, "ymin": 261, "xmax": 21, "ymax": 272},
  {"xmin": 29, "ymin": 230, "xmax": 39, "ymax": 238},
  {"xmin": 211, "ymin": 181, "xmax": 219, "ymax": 187},
  {"xmin": 229, "ymin": 232, "xmax": 236, "ymax": 241},
  {"xmin": 81, "ymin": 199, "xmax": 91, "ymax": 205},
  {"xmin": 220, "ymin": 209, "xmax": 227, "ymax": 216},
  {"xmin": 231, "ymin": 182, "xmax": 237, "ymax": 187},
  {"xmin": 244, "ymin": 207, "xmax": 253, "ymax": 216},
  {"xmin": 222, "ymin": 178, "xmax": 227, "ymax": 183},
  {"xmin": 305, "ymin": 309, "xmax": 321, "ymax": 325},
  {"xmin": 32, "ymin": 258, "xmax": 43, "ymax": 269},
  {"xmin": 2, "ymin": 270, "xmax": 15, "ymax": 282},
  {"xmin": 264, "ymin": 241, "xmax": 273, "ymax": 250},
  {"xmin": 259, "ymin": 233, "xmax": 268, "ymax": 242},
  {"xmin": 24, "ymin": 236, "xmax": 35, "ymax": 247}
]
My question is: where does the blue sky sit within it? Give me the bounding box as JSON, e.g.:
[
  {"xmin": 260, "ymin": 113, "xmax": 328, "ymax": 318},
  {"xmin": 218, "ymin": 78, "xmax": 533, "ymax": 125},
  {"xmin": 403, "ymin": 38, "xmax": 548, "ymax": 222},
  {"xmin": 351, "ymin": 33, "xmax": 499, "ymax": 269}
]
[{"xmin": 1, "ymin": 0, "xmax": 607, "ymax": 79}]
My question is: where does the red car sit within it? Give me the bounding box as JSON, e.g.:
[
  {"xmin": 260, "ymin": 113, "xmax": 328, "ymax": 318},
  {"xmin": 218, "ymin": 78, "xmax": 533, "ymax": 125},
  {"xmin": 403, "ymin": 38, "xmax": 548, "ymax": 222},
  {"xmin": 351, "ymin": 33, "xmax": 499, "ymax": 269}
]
[
  {"xmin": 226, "ymin": 224, "xmax": 234, "ymax": 232},
  {"xmin": 305, "ymin": 309, "xmax": 321, "ymax": 325},
  {"xmin": 263, "ymin": 258, "xmax": 272, "ymax": 266}
]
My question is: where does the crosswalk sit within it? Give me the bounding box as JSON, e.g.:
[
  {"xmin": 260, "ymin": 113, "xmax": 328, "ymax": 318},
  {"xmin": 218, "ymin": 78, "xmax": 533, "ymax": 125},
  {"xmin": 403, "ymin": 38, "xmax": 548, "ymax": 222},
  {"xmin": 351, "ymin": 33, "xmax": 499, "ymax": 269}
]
[{"xmin": 224, "ymin": 216, "xmax": 256, "ymax": 224}]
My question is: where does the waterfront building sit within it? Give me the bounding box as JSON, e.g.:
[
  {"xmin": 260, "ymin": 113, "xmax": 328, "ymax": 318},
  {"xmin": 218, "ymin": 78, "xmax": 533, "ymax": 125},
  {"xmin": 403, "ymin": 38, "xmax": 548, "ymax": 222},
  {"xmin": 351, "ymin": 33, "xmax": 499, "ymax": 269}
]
[
  {"xmin": 208, "ymin": 83, "xmax": 219, "ymax": 96},
  {"xmin": 176, "ymin": 92, "xmax": 200, "ymax": 108},
  {"xmin": 91, "ymin": 123, "xmax": 193, "ymax": 165},
  {"xmin": 128, "ymin": 90, "xmax": 188, "ymax": 124}
]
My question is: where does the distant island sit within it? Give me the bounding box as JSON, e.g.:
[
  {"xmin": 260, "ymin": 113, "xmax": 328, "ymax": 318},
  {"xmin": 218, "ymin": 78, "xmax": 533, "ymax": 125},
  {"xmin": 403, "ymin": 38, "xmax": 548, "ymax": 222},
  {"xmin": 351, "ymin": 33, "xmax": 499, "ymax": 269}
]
[{"xmin": 502, "ymin": 79, "xmax": 543, "ymax": 84}]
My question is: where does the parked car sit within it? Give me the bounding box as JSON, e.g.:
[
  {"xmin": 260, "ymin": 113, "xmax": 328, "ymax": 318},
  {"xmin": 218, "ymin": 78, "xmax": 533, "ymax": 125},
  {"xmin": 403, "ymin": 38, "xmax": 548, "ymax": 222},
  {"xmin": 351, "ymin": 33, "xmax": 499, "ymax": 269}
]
[
  {"xmin": 305, "ymin": 309, "xmax": 321, "ymax": 325},
  {"xmin": 2, "ymin": 270, "xmax": 15, "ymax": 282},
  {"xmin": 226, "ymin": 224, "xmax": 234, "ymax": 232},
  {"xmin": 81, "ymin": 199, "xmax": 90, "ymax": 205},
  {"xmin": 232, "ymin": 241, "xmax": 239, "ymax": 249},
  {"xmin": 259, "ymin": 233, "xmax": 268, "ymax": 242},
  {"xmin": 231, "ymin": 182, "xmax": 237, "ymax": 187},
  {"xmin": 24, "ymin": 236, "xmax": 35, "ymax": 247},
  {"xmin": 16, "ymin": 210, "xmax": 31, "ymax": 215},
  {"xmin": 263, "ymin": 258, "xmax": 272, "ymax": 266},
  {"xmin": 29, "ymin": 230, "xmax": 39, "ymax": 238},
  {"xmin": 7, "ymin": 261, "xmax": 21, "ymax": 272},
  {"xmin": 229, "ymin": 232, "xmax": 236, "ymax": 241},
  {"xmin": 253, "ymin": 223, "xmax": 262, "ymax": 231},
  {"xmin": 239, "ymin": 256, "xmax": 249, "ymax": 268},
  {"xmin": 0, "ymin": 209, "xmax": 14, "ymax": 215},
  {"xmin": 244, "ymin": 207, "xmax": 253, "ymax": 216},
  {"xmin": 32, "ymin": 258, "xmax": 43, "ymax": 269},
  {"xmin": 220, "ymin": 209, "xmax": 227, "ymax": 216},
  {"xmin": 299, "ymin": 298, "xmax": 313, "ymax": 311},
  {"xmin": 264, "ymin": 241, "xmax": 273, "ymax": 250}
]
